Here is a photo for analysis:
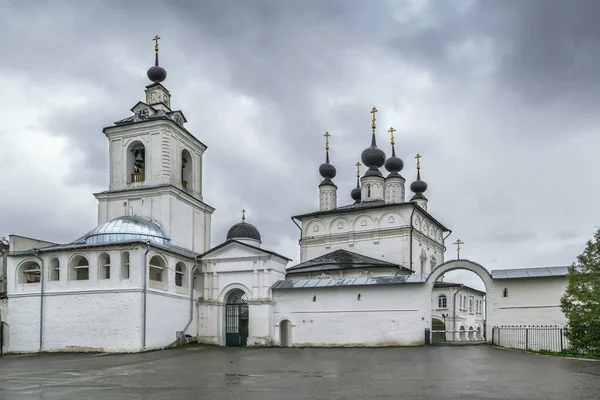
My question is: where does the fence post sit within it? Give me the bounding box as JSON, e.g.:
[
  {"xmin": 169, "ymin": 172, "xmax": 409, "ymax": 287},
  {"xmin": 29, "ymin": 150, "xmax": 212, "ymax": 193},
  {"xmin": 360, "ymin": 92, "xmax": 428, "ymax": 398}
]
[
  {"xmin": 560, "ymin": 328, "xmax": 564, "ymax": 352},
  {"xmin": 525, "ymin": 328, "xmax": 529, "ymax": 350},
  {"xmin": 424, "ymin": 328, "xmax": 431, "ymax": 345}
]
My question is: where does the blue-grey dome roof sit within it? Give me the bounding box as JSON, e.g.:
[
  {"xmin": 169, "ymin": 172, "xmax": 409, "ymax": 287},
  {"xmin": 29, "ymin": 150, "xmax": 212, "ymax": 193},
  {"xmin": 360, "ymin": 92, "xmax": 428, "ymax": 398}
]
[
  {"xmin": 227, "ymin": 222, "xmax": 261, "ymax": 242},
  {"xmin": 85, "ymin": 216, "xmax": 170, "ymax": 246}
]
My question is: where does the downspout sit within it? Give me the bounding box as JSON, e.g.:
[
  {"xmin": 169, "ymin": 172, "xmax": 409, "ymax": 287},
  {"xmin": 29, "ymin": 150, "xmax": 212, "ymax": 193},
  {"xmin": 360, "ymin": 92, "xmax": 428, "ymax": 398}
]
[
  {"xmin": 453, "ymin": 284, "xmax": 465, "ymax": 340},
  {"xmin": 142, "ymin": 241, "xmax": 150, "ymax": 350},
  {"xmin": 291, "ymin": 217, "xmax": 301, "ymax": 246},
  {"xmin": 32, "ymin": 249, "xmax": 44, "ymax": 351},
  {"xmin": 442, "ymin": 230, "xmax": 452, "ymax": 254},
  {"xmin": 291, "ymin": 216, "xmax": 303, "ymax": 261},
  {"xmin": 171, "ymin": 256, "xmax": 200, "ymax": 346},
  {"xmin": 408, "ymin": 203, "xmax": 417, "ymax": 272}
]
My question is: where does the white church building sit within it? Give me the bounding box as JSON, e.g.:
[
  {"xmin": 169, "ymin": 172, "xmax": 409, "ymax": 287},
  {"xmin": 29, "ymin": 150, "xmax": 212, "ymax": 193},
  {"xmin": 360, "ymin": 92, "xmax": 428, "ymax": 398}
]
[{"xmin": 1, "ymin": 41, "xmax": 570, "ymax": 353}]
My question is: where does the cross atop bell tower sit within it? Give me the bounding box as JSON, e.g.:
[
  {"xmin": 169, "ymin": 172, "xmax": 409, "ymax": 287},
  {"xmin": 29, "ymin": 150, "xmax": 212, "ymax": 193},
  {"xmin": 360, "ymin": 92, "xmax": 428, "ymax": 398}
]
[{"xmin": 145, "ymin": 34, "xmax": 171, "ymax": 111}]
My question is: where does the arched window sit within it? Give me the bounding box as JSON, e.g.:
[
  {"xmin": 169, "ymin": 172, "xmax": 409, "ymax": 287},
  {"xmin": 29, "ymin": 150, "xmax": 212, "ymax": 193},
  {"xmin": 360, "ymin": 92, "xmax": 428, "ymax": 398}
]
[
  {"xmin": 181, "ymin": 149, "xmax": 192, "ymax": 190},
  {"xmin": 121, "ymin": 252, "xmax": 130, "ymax": 279},
  {"xmin": 19, "ymin": 261, "xmax": 41, "ymax": 284},
  {"xmin": 149, "ymin": 255, "xmax": 167, "ymax": 290},
  {"xmin": 98, "ymin": 253, "xmax": 110, "ymax": 280},
  {"xmin": 49, "ymin": 257, "xmax": 60, "ymax": 281},
  {"xmin": 70, "ymin": 255, "xmax": 89, "ymax": 280},
  {"xmin": 175, "ymin": 262, "xmax": 187, "ymax": 288},
  {"xmin": 367, "ymin": 184, "xmax": 371, "ymax": 197},
  {"xmin": 128, "ymin": 141, "xmax": 146, "ymax": 183},
  {"xmin": 437, "ymin": 294, "xmax": 447, "ymax": 309},
  {"xmin": 503, "ymin": 288, "xmax": 508, "ymax": 298},
  {"xmin": 227, "ymin": 289, "xmax": 248, "ymax": 304}
]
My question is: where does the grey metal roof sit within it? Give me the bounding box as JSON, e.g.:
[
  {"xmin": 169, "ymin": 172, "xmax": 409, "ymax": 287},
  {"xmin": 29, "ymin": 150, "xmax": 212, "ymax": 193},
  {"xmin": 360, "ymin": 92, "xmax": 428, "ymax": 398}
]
[
  {"xmin": 491, "ymin": 266, "xmax": 570, "ymax": 280},
  {"xmin": 286, "ymin": 249, "xmax": 408, "ymax": 275},
  {"xmin": 272, "ymin": 274, "xmax": 427, "ymax": 290},
  {"xmin": 10, "ymin": 239, "xmax": 199, "ymax": 259},
  {"xmin": 85, "ymin": 216, "xmax": 170, "ymax": 246}
]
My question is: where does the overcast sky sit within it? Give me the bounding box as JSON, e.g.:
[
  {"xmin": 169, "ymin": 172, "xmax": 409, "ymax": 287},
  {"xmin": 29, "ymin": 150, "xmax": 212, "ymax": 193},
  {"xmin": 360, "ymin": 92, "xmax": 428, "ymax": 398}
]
[{"xmin": 1, "ymin": 0, "xmax": 599, "ymax": 290}]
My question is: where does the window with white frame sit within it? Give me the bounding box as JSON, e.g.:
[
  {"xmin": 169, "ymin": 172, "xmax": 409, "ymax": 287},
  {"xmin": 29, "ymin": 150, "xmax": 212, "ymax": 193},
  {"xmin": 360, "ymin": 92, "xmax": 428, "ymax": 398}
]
[
  {"xmin": 469, "ymin": 298, "xmax": 473, "ymax": 314},
  {"xmin": 437, "ymin": 294, "xmax": 447, "ymax": 309},
  {"xmin": 121, "ymin": 252, "xmax": 130, "ymax": 279},
  {"xmin": 98, "ymin": 253, "xmax": 110, "ymax": 279},
  {"xmin": 70, "ymin": 255, "xmax": 89, "ymax": 280},
  {"xmin": 175, "ymin": 262, "xmax": 187, "ymax": 288},
  {"xmin": 19, "ymin": 261, "xmax": 41, "ymax": 284},
  {"xmin": 149, "ymin": 255, "xmax": 167, "ymax": 290},
  {"xmin": 49, "ymin": 257, "xmax": 60, "ymax": 281}
]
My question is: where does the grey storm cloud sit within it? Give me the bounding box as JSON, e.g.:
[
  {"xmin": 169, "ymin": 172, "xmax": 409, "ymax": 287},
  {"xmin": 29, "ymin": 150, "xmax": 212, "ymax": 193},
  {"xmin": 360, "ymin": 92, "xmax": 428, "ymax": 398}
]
[{"xmin": 1, "ymin": 0, "xmax": 600, "ymax": 280}]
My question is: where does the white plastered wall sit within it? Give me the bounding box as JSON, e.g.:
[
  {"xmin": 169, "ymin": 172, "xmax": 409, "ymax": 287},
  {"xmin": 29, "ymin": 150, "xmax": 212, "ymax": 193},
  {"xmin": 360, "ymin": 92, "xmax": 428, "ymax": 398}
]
[{"xmin": 272, "ymin": 284, "xmax": 429, "ymax": 347}]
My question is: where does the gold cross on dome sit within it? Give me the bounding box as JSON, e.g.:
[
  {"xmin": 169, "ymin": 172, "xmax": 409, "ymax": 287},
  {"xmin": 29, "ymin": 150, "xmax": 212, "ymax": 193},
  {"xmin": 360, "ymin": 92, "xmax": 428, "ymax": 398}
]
[
  {"xmin": 388, "ymin": 127, "xmax": 396, "ymax": 145},
  {"xmin": 324, "ymin": 131, "xmax": 330, "ymax": 151},
  {"xmin": 453, "ymin": 238, "xmax": 464, "ymax": 259},
  {"xmin": 242, "ymin": 209, "xmax": 246, "ymax": 223},
  {"xmin": 415, "ymin": 153, "xmax": 421, "ymax": 170},
  {"xmin": 370, "ymin": 107, "xmax": 378, "ymax": 134},
  {"xmin": 355, "ymin": 161, "xmax": 361, "ymax": 178},
  {"xmin": 153, "ymin": 35, "xmax": 161, "ymax": 53}
]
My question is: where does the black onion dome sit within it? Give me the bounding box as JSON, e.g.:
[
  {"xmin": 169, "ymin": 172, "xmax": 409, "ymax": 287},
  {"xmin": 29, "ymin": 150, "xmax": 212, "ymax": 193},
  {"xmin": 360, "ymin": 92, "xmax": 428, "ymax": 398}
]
[
  {"xmin": 361, "ymin": 146, "xmax": 386, "ymax": 168},
  {"xmin": 361, "ymin": 135, "xmax": 386, "ymax": 168},
  {"xmin": 227, "ymin": 222, "xmax": 261, "ymax": 242},
  {"xmin": 410, "ymin": 171, "xmax": 428, "ymax": 194},
  {"xmin": 147, "ymin": 54, "xmax": 167, "ymax": 83},
  {"xmin": 385, "ymin": 147, "xmax": 404, "ymax": 173},
  {"xmin": 319, "ymin": 162, "xmax": 336, "ymax": 179},
  {"xmin": 350, "ymin": 187, "xmax": 361, "ymax": 202}
]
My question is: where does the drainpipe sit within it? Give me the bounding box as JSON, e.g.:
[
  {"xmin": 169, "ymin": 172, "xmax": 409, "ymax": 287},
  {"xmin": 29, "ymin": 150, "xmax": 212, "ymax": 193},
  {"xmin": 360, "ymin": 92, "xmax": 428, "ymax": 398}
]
[
  {"xmin": 408, "ymin": 204, "xmax": 417, "ymax": 272},
  {"xmin": 291, "ymin": 216, "xmax": 303, "ymax": 260},
  {"xmin": 442, "ymin": 230, "xmax": 452, "ymax": 256},
  {"xmin": 142, "ymin": 241, "xmax": 150, "ymax": 350},
  {"xmin": 32, "ymin": 249, "xmax": 44, "ymax": 351},
  {"xmin": 172, "ymin": 256, "xmax": 200, "ymax": 347},
  {"xmin": 453, "ymin": 284, "xmax": 465, "ymax": 340}
]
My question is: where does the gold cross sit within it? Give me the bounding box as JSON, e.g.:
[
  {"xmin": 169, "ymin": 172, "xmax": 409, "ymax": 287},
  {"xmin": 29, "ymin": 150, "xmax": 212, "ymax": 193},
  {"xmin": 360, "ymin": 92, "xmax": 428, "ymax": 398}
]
[
  {"xmin": 388, "ymin": 127, "xmax": 396, "ymax": 145},
  {"xmin": 370, "ymin": 107, "xmax": 378, "ymax": 134},
  {"xmin": 453, "ymin": 238, "xmax": 464, "ymax": 259},
  {"xmin": 415, "ymin": 153, "xmax": 421, "ymax": 170},
  {"xmin": 355, "ymin": 161, "xmax": 361, "ymax": 178},
  {"xmin": 242, "ymin": 209, "xmax": 246, "ymax": 223},
  {"xmin": 324, "ymin": 131, "xmax": 330, "ymax": 151},
  {"xmin": 153, "ymin": 35, "xmax": 161, "ymax": 53}
]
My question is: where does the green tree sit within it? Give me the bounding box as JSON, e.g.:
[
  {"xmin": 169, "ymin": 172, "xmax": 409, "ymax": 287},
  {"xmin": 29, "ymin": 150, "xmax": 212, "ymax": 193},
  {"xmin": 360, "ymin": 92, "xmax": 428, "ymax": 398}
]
[{"xmin": 560, "ymin": 228, "xmax": 600, "ymax": 356}]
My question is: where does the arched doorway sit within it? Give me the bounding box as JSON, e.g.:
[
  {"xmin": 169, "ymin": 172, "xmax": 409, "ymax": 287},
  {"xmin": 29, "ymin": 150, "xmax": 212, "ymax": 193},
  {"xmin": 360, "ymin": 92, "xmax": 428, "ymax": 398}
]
[
  {"xmin": 431, "ymin": 318, "xmax": 446, "ymax": 342},
  {"xmin": 427, "ymin": 260, "xmax": 493, "ymax": 343},
  {"xmin": 225, "ymin": 289, "xmax": 249, "ymax": 346},
  {"xmin": 280, "ymin": 320, "xmax": 291, "ymax": 347}
]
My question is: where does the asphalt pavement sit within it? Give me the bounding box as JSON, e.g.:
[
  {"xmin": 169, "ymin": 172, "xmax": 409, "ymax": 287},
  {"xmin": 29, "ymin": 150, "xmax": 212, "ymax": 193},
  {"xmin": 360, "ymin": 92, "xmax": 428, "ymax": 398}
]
[{"xmin": 0, "ymin": 345, "xmax": 598, "ymax": 399}]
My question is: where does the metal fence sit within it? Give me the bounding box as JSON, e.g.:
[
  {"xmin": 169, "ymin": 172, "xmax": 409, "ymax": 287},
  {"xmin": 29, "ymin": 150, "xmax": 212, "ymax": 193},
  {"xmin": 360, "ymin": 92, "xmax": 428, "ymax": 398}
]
[{"xmin": 491, "ymin": 325, "xmax": 569, "ymax": 353}]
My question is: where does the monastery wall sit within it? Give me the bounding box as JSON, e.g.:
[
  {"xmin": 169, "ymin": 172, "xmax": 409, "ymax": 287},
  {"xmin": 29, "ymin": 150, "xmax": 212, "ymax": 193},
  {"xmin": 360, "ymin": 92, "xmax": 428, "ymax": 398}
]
[
  {"xmin": 7, "ymin": 292, "xmax": 142, "ymax": 353},
  {"xmin": 145, "ymin": 290, "xmax": 196, "ymax": 349},
  {"xmin": 491, "ymin": 276, "xmax": 568, "ymax": 327},
  {"xmin": 272, "ymin": 284, "xmax": 429, "ymax": 347}
]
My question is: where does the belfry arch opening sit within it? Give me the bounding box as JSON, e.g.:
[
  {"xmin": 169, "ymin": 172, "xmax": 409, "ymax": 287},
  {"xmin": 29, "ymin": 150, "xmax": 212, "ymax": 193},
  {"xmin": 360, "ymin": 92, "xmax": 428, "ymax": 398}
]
[
  {"xmin": 427, "ymin": 260, "xmax": 490, "ymax": 344},
  {"xmin": 128, "ymin": 141, "xmax": 146, "ymax": 183},
  {"xmin": 181, "ymin": 149, "xmax": 192, "ymax": 190}
]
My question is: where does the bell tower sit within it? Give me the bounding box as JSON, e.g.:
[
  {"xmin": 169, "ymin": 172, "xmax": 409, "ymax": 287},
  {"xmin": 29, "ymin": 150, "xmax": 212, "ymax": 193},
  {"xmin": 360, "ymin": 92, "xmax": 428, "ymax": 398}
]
[{"xmin": 94, "ymin": 36, "xmax": 214, "ymax": 253}]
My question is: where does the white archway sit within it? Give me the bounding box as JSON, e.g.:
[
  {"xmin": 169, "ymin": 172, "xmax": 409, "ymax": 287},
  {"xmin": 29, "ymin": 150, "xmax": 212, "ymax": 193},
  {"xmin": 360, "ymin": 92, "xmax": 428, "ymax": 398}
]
[{"xmin": 426, "ymin": 259, "xmax": 494, "ymax": 343}]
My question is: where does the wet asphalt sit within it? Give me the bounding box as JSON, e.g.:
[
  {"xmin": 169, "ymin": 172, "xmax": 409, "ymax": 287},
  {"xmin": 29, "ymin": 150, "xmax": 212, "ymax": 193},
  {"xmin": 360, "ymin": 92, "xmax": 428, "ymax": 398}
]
[{"xmin": 0, "ymin": 345, "xmax": 598, "ymax": 399}]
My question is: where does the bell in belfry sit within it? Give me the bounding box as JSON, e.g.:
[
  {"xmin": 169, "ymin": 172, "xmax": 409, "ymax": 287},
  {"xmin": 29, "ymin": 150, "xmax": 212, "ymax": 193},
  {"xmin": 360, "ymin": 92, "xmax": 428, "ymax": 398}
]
[{"xmin": 133, "ymin": 150, "xmax": 145, "ymax": 173}]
